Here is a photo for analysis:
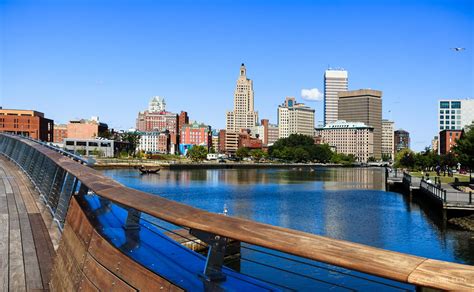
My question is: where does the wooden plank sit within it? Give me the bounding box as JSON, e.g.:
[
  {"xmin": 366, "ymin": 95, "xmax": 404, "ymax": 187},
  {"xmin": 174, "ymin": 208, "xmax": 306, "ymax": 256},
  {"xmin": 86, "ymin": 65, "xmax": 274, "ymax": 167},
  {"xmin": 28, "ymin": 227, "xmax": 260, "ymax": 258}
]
[
  {"xmin": 29, "ymin": 213, "xmax": 55, "ymax": 289},
  {"xmin": 7, "ymin": 191, "xmax": 26, "ymax": 291},
  {"xmin": 408, "ymin": 259, "xmax": 474, "ymax": 290},
  {"xmin": 88, "ymin": 230, "xmax": 181, "ymax": 291},
  {"xmin": 0, "ymin": 214, "xmax": 9, "ymax": 292},
  {"xmin": 65, "ymin": 197, "xmax": 93, "ymax": 247},
  {"xmin": 77, "ymin": 274, "xmax": 99, "ymax": 292},
  {"xmin": 61, "ymin": 224, "xmax": 88, "ymax": 268},
  {"xmin": 7, "ymin": 172, "xmax": 43, "ymax": 290},
  {"xmin": 82, "ymin": 253, "xmax": 136, "ymax": 292},
  {"xmin": 48, "ymin": 242, "xmax": 82, "ymax": 291}
]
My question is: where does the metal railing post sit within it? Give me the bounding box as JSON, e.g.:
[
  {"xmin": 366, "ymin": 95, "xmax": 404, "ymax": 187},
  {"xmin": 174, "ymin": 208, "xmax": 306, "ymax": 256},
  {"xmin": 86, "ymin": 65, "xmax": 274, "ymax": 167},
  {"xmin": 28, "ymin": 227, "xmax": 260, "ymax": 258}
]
[
  {"xmin": 444, "ymin": 190, "xmax": 447, "ymax": 202},
  {"xmin": 190, "ymin": 229, "xmax": 228, "ymax": 282}
]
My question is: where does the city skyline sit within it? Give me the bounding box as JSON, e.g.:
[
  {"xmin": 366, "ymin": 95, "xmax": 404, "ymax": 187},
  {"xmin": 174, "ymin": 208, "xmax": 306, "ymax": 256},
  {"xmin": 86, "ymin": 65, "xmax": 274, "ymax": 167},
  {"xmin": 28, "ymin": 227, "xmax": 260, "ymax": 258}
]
[{"xmin": 1, "ymin": 0, "xmax": 472, "ymax": 151}]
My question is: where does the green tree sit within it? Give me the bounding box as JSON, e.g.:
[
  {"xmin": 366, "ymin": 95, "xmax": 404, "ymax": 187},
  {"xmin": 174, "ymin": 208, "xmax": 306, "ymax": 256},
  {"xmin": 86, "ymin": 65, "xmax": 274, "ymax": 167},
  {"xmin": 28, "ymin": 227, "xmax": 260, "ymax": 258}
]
[
  {"xmin": 453, "ymin": 126, "xmax": 474, "ymax": 182},
  {"xmin": 394, "ymin": 148, "xmax": 415, "ymax": 169},
  {"xmin": 381, "ymin": 153, "xmax": 392, "ymax": 162},
  {"xmin": 250, "ymin": 149, "xmax": 265, "ymax": 161},
  {"xmin": 367, "ymin": 157, "xmax": 377, "ymax": 162},
  {"xmin": 269, "ymin": 134, "xmax": 335, "ymax": 163},
  {"xmin": 121, "ymin": 132, "xmax": 141, "ymax": 156},
  {"xmin": 236, "ymin": 147, "xmax": 250, "ymax": 160},
  {"xmin": 293, "ymin": 148, "xmax": 309, "ymax": 162},
  {"xmin": 311, "ymin": 144, "xmax": 333, "ymax": 163},
  {"xmin": 187, "ymin": 145, "xmax": 208, "ymax": 162}
]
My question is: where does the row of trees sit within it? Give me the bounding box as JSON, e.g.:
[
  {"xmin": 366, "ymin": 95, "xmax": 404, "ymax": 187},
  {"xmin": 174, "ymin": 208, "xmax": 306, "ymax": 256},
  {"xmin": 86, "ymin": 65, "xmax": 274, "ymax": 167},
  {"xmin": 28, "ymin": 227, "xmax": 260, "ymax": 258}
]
[
  {"xmin": 395, "ymin": 126, "xmax": 474, "ymax": 176},
  {"xmin": 267, "ymin": 134, "xmax": 356, "ymax": 164}
]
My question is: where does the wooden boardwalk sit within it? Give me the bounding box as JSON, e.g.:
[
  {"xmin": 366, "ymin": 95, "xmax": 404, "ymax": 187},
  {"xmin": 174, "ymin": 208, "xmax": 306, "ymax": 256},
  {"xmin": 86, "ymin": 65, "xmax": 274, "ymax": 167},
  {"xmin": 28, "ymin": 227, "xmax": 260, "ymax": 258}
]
[{"xmin": 0, "ymin": 156, "xmax": 60, "ymax": 291}]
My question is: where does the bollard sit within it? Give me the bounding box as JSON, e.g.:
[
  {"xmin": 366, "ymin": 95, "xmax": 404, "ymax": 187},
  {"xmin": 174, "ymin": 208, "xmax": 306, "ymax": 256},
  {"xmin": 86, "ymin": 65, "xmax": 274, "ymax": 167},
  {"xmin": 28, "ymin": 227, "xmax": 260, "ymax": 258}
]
[{"xmin": 470, "ymin": 191, "xmax": 472, "ymax": 205}]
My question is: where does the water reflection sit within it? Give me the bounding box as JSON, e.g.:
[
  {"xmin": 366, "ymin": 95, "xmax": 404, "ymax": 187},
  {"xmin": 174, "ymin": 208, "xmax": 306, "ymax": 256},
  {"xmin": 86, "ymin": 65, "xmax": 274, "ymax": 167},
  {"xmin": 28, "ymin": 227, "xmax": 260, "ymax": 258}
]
[{"xmin": 102, "ymin": 167, "xmax": 474, "ymax": 266}]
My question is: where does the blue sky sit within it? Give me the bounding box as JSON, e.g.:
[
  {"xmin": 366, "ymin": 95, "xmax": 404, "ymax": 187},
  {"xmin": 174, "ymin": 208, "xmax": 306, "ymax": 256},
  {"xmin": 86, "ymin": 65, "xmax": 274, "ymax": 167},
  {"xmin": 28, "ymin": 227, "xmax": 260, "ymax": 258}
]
[{"xmin": 1, "ymin": 0, "xmax": 472, "ymax": 151}]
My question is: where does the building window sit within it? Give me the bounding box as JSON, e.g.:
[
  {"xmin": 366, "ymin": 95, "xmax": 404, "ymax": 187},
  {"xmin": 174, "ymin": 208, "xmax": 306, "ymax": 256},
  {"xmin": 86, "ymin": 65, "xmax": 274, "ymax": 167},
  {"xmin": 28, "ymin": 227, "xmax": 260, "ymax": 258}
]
[
  {"xmin": 451, "ymin": 101, "xmax": 461, "ymax": 109},
  {"xmin": 440, "ymin": 101, "xmax": 450, "ymax": 109}
]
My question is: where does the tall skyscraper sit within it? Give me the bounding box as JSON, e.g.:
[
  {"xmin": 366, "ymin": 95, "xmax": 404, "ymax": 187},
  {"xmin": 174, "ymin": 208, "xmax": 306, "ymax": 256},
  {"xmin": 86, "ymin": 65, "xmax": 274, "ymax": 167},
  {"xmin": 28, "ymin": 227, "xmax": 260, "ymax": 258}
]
[
  {"xmin": 438, "ymin": 99, "xmax": 474, "ymax": 131},
  {"xmin": 277, "ymin": 97, "xmax": 315, "ymax": 138},
  {"xmin": 324, "ymin": 69, "xmax": 348, "ymax": 125},
  {"xmin": 382, "ymin": 119, "xmax": 394, "ymax": 160},
  {"xmin": 338, "ymin": 89, "xmax": 382, "ymax": 159},
  {"xmin": 226, "ymin": 63, "xmax": 258, "ymax": 133},
  {"xmin": 225, "ymin": 64, "xmax": 258, "ymax": 153}
]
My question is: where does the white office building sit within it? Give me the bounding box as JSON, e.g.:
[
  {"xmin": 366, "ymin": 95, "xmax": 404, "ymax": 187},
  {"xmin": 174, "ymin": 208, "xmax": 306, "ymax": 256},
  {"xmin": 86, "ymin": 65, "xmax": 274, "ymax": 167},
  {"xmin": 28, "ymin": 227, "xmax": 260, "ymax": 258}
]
[
  {"xmin": 382, "ymin": 119, "xmax": 394, "ymax": 160},
  {"xmin": 438, "ymin": 99, "xmax": 474, "ymax": 131},
  {"xmin": 324, "ymin": 69, "xmax": 348, "ymax": 125},
  {"xmin": 278, "ymin": 97, "xmax": 315, "ymax": 139}
]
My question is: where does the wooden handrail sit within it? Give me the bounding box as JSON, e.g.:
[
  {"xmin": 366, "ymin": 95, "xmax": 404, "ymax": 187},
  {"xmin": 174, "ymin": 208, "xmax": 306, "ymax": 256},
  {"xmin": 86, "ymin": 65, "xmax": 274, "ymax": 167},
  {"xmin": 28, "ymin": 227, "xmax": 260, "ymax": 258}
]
[{"xmin": 4, "ymin": 134, "xmax": 474, "ymax": 290}]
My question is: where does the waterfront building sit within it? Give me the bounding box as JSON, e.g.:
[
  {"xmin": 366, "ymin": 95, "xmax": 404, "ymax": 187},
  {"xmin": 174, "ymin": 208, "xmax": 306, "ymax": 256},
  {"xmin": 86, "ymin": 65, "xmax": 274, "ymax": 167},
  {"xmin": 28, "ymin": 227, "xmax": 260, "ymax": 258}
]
[
  {"xmin": 180, "ymin": 121, "xmax": 212, "ymax": 150},
  {"xmin": 250, "ymin": 119, "xmax": 279, "ymax": 146},
  {"xmin": 225, "ymin": 132, "xmax": 239, "ymax": 154},
  {"xmin": 218, "ymin": 129, "xmax": 226, "ymax": 153},
  {"xmin": 0, "ymin": 109, "xmax": 54, "ymax": 142},
  {"xmin": 239, "ymin": 129, "xmax": 263, "ymax": 150},
  {"xmin": 431, "ymin": 136, "xmax": 439, "ymax": 153},
  {"xmin": 277, "ymin": 97, "xmax": 315, "ymax": 139},
  {"xmin": 211, "ymin": 135, "xmax": 219, "ymax": 153},
  {"xmin": 381, "ymin": 120, "xmax": 394, "ymax": 160},
  {"xmin": 178, "ymin": 111, "xmax": 189, "ymax": 133},
  {"xmin": 225, "ymin": 64, "xmax": 258, "ymax": 153},
  {"xmin": 324, "ymin": 69, "xmax": 348, "ymax": 125},
  {"xmin": 438, "ymin": 99, "xmax": 474, "ymax": 131},
  {"xmin": 53, "ymin": 124, "xmax": 68, "ymax": 144},
  {"xmin": 137, "ymin": 131, "xmax": 170, "ymax": 154},
  {"xmin": 439, "ymin": 130, "xmax": 463, "ymax": 155},
  {"xmin": 136, "ymin": 97, "xmax": 179, "ymax": 153},
  {"xmin": 67, "ymin": 116, "xmax": 108, "ymax": 140},
  {"xmin": 338, "ymin": 89, "xmax": 382, "ymax": 160},
  {"xmin": 63, "ymin": 138, "xmax": 129, "ymax": 157},
  {"xmin": 394, "ymin": 129, "xmax": 410, "ymax": 153},
  {"xmin": 314, "ymin": 120, "xmax": 374, "ymax": 163}
]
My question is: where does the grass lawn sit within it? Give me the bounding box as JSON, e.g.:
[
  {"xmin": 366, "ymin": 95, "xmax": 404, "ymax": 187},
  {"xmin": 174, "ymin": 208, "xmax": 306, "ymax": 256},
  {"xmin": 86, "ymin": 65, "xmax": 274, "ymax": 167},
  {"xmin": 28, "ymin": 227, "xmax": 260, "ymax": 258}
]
[{"xmin": 409, "ymin": 171, "xmax": 470, "ymax": 183}]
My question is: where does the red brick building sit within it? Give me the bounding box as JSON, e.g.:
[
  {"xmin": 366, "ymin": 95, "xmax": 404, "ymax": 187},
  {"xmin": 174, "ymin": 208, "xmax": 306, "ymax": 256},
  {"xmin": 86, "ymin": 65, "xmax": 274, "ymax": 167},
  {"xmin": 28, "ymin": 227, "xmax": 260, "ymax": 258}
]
[
  {"xmin": 218, "ymin": 129, "xmax": 226, "ymax": 153},
  {"xmin": 0, "ymin": 109, "xmax": 54, "ymax": 142},
  {"xmin": 180, "ymin": 121, "xmax": 211, "ymax": 149},
  {"xmin": 66, "ymin": 117, "xmax": 108, "ymax": 140},
  {"xmin": 239, "ymin": 129, "xmax": 263, "ymax": 149},
  {"xmin": 439, "ymin": 129, "xmax": 463, "ymax": 155},
  {"xmin": 53, "ymin": 124, "xmax": 68, "ymax": 143},
  {"xmin": 178, "ymin": 111, "xmax": 189, "ymax": 133}
]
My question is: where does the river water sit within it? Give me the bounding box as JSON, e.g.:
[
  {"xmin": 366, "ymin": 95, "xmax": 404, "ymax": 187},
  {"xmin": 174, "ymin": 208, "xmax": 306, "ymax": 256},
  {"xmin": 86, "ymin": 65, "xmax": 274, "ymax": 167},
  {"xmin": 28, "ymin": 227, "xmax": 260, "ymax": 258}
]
[{"xmin": 101, "ymin": 167, "xmax": 473, "ymax": 290}]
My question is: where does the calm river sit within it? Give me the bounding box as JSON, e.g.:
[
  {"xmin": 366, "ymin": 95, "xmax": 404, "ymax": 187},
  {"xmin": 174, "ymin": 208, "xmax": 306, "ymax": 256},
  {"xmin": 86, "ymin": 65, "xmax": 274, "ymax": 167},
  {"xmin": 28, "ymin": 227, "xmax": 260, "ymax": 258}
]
[{"xmin": 102, "ymin": 167, "xmax": 473, "ymax": 290}]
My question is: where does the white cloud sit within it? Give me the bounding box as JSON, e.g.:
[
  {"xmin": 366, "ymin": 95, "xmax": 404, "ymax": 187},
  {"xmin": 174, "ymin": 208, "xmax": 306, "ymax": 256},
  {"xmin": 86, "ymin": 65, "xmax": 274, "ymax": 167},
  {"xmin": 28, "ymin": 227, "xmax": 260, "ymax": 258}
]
[{"xmin": 301, "ymin": 88, "xmax": 323, "ymax": 101}]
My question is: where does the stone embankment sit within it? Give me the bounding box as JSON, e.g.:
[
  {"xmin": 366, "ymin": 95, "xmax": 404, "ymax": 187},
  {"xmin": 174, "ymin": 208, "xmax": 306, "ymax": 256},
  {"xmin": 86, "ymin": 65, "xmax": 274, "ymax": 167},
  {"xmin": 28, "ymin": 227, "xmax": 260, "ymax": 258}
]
[{"xmin": 449, "ymin": 214, "xmax": 474, "ymax": 231}]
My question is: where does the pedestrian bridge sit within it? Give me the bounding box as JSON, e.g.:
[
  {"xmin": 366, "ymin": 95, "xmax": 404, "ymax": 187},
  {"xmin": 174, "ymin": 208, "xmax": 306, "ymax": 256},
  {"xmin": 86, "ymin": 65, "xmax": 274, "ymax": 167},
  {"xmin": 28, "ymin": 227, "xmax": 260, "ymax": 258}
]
[{"xmin": 1, "ymin": 133, "xmax": 474, "ymax": 291}]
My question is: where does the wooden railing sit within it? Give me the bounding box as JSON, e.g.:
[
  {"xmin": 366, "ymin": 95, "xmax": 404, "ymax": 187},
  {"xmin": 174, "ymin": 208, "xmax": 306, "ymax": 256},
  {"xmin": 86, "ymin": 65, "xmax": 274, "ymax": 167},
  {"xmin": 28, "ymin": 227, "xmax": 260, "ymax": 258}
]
[{"xmin": 1, "ymin": 133, "xmax": 474, "ymax": 290}]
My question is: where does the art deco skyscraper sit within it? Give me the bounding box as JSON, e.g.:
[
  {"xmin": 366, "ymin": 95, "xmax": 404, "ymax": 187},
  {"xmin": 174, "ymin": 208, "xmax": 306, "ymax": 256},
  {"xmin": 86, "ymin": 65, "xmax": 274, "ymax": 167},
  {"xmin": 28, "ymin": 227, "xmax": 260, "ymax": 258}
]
[
  {"xmin": 226, "ymin": 63, "xmax": 258, "ymax": 132},
  {"xmin": 324, "ymin": 69, "xmax": 348, "ymax": 125},
  {"xmin": 224, "ymin": 64, "xmax": 258, "ymax": 153}
]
